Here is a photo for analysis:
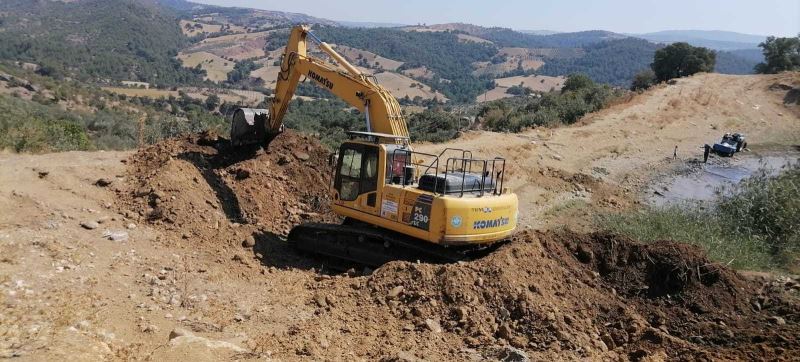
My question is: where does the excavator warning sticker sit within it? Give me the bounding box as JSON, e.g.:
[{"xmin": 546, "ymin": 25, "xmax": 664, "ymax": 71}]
[
  {"xmin": 409, "ymin": 195, "xmax": 433, "ymax": 231},
  {"xmin": 381, "ymin": 199, "xmax": 398, "ymax": 218}
]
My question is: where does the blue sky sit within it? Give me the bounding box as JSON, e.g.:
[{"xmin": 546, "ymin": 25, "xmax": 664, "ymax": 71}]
[{"xmin": 193, "ymin": 0, "xmax": 799, "ymax": 36}]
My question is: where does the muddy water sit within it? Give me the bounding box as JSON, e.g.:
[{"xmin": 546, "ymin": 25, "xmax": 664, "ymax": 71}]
[{"xmin": 648, "ymin": 151, "xmax": 799, "ymax": 206}]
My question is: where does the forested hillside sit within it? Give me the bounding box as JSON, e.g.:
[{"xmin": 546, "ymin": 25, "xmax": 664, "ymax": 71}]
[
  {"xmin": 313, "ymin": 26, "xmax": 497, "ymax": 102},
  {"xmin": 0, "ymin": 0, "xmax": 205, "ymax": 85},
  {"xmin": 538, "ymin": 38, "xmax": 660, "ymax": 86},
  {"xmin": 478, "ymin": 29, "xmax": 627, "ymax": 48},
  {"xmin": 715, "ymin": 51, "xmax": 758, "ymax": 74}
]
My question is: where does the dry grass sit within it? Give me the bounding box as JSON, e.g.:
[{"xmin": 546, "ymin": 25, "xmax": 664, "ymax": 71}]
[
  {"xmin": 370, "ymin": 71, "xmax": 447, "ymax": 101},
  {"xmin": 334, "ymin": 45, "xmax": 404, "ymax": 71},
  {"xmin": 177, "ymin": 52, "xmax": 234, "ymax": 82},
  {"xmin": 179, "ymin": 20, "xmax": 222, "ymax": 36},
  {"xmin": 102, "ymin": 87, "xmax": 179, "ymax": 99}
]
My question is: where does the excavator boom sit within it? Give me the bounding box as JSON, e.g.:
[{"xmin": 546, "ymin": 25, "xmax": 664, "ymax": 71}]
[{"xmin": 231, "ymin": 25, "xmax": 408, "ymax": 147}]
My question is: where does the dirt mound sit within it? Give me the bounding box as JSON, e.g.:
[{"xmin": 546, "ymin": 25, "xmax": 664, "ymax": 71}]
[
  {"xmin": 118, "ymin": 130, "xmax": 338, "ymax": 245},
  {"xmin": 247, "ymin": 230, "xmax": 799, "ymax": 360},
  {"xmin": 110, "ymin": 131, "xmax": 798, "ymax": 360}
]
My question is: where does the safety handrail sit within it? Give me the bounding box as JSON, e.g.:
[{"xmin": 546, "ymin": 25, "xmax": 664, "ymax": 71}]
[{"xmin": 389, "ymin": 149, "xmax": 506, "ymax": 197}]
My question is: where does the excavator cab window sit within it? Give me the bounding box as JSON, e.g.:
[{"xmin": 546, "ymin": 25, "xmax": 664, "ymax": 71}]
[{"xmin": 335, "ymin": 144, "xmax": 378, "ymax": 201}]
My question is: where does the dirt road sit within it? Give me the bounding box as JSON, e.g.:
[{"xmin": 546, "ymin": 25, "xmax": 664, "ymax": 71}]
[{"xmin": 1, "ymin": 73, "xmax": 799, "ymax": 360}]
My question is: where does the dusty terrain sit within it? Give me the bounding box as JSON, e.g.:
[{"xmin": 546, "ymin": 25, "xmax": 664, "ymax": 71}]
[
  {"xmin": 422, "ymin": 72, "xmax": 800, "ymax": 229},
  {"xmin": 2, "ymin": 73, "xmax": 800, "ymax": 360}
]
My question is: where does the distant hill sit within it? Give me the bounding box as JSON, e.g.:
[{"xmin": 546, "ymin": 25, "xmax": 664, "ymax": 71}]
[
  {"xmin": 727, "ymin": 48, "xmax": 765, "ymax": 63},
  {"xmin": 0, "ymin": 0, "xmax": 769, "ymax": 103},
  {"xmin": 337, "ymin": 21, "xmax": 407, "ymax": 28},
  {"xmin": 410, "ymin": 24, "xmax": 628, "ymax": 48},
  {"xmin": 715, "ymin": 51, "xmax": 759, "ymax": 74},
  {"xmin": 634, "ymin": 30, "xmax": 766, "ymax": 50},
  {"xmin": 538, "ymin": 38, "xmax": 661, "ymax": 86},
  {"xmin": 0, "ymin": 0, "xmax": 205, "ymax": 85},
  {"xmin": 518, "ymin": 30, "xmax": 561, "ymax": 36}
]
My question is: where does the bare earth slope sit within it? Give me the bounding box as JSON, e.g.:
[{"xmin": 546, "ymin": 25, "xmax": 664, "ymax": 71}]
[
  {"xmin": 1, "ymin": 73, "xmax": 799, "ymax": 360},
  {"xmin": 419, "ymin": 72, "xmax": 800, "ymax": 228}
]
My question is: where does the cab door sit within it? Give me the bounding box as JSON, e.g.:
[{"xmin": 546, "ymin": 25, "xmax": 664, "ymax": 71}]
[{"xmin": 334, "ymin": 143, "xmax": 380, "ymax": 215}]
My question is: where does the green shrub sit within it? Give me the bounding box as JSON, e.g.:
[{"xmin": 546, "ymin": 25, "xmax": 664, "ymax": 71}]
[
  {"xmin": 407, "ymin": 109, "xmax": 462, "ymax": 143},
  {"xmin": 477, "ymin": 74, "xmax": 621, "ymax": 132},
  {"xmin": 717, "ymin": 165, "xmax": 800, "ymax": 263},
  {"xmin": 600, "ymin": 163, "xmax": 800, "ymax": 272}
]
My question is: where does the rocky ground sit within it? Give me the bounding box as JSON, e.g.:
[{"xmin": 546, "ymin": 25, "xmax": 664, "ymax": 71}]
[{"xmin": 1, "ymin": 73, "xmax": 800, "ymax": 361}]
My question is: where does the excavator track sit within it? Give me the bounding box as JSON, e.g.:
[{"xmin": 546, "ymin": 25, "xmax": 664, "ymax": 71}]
[{"xmin": 288, "ymin": 222, "xmax": 505, "ymax": 268}]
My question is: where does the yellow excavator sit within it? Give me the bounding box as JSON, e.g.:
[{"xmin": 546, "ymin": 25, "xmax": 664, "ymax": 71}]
[{"xmin": 231, "ymin": 25, "xmax": 518, "ymax": 266}]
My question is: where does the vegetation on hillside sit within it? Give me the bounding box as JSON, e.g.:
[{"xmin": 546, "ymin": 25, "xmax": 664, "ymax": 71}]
[
  {"xmin": 755, "ymin": 36, "xmax": 800, "ymax": 74},
  {"xmin": 476, "ymin": 74, "xmax": 623, "ymax": 132},
  {"xmin": 539, "ymin": 38, "xmax": 660, "ymax": 87},
  {"xmin": 630, "ymin": 69, "xmax": 657, "ymax": 91},
  {"xmin": 0, "ymin": 64, "xmax": 226, "ymax": 153},
  {"xmin": 313, "ymin": 26, "xmax": 497, "ymax": 103},
  {"xmin": 715, "ymin": 50, "xmax": 758, "ymax": 74},
  {"xmin": 282, "ymin": 98, "xmax": 364, "ymax": 149},
  {"xmin": 0, "ymin": 0, "xmax": 206, "ymax": 86},
  {"xmin": 651, "ymin": 42, "xmax": 716, "ymax": 82},
  {"xmin": 601, "ymin": 164, "xmax": 800, "ymax": 271},
  {"xmin": 461, "ymin": 28, "xmax": 625, "ymax": 48},
  {"xmin": 282, "ymin": 99, "xmax": 465, "ymax": 148}
]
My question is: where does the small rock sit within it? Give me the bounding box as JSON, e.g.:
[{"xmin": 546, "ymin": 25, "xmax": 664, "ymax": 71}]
[
  {"xmin": 127, "ymin": 223, "xmax": 137, "ymax": 229},
  {"xmin": 325, "ymin": 294, "xmax": 336, "ymax": 307},
  {"xmin": 464, "ymin": 336, "xmax": 480, "ymax": 347},
  {"xmin": 769, "ymin": 316, "xmax": 787, "ymax": 326},
  {"xmin": 80, "ymin": 221, "xmax": 99, "ymax": 230},
  {"xmin": 95, "ymin": 178, "xmax": 113, "ymax": 187},
  {"xmin": 242, "ymin": 235, "xmax": 256, "ymax": 248},
  {"xmin": 76, "ymin": 320, "xmax": 91, "ymax": 331},
  {"xmin": 143, "ymin": 324, "xmax": 158, "ymax": 333},
  {"xmin": 455, "ymin": 307, "xmax": 468, "ymax": 322},
  {"xmin": 168, "ymin": 328, "xmax": 193, "ymax": 341},
  {"xmin": 96, "ymin": 216, "xmax": 110, "ymax": 224},
  {"xmin": 497, "ymin": 324, "xmax": 514, "ymax": 340},
  {"xmin": 424, "ymin": 318, "xmax": 442, "ymax": 333},
  {"xmin": 498, "ymin": 345, "xmax": 529, "ymax": 362},
  {"xmin": 388, "ymin": 285, "xmax": 404, "ymax": 299},
  {"xmin": 37, "ymin": 171, "xmax": 49, "ymax": 178},
  {"xmin": 314, "ymin": 294, "xmax": 328, "ymax": 308},
  {"xmin": 234, "ymin": 169, "xmax": 251, "ymax": 180},
  {"xmin": 293, "ymin": 151, "xmax": 310, "ymax": 161},
  {"xmin": 103, "ymin": 230, "xmax": 129, "ymax": 242},
  {"xmin": 394, "ymin": 351, "xmax": 418, "ymax": 362}
]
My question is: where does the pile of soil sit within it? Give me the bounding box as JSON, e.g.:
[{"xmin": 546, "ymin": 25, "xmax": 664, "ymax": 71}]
[
  {"xmin": 247, "ymin": 231, "xmax": 799, "ymax": 360},
  {"xmin": 118, "ymin": 130, "xmax": 338, "ymax": 245},
  {"xmin": 115, "ymin": 132, "xmax": 798, "ymax": 360}
]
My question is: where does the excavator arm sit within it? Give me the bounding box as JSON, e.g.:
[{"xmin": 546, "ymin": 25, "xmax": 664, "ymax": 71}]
[{"xmin": 232, "ymin": 25, "xmax": 409, "ymax": 147}]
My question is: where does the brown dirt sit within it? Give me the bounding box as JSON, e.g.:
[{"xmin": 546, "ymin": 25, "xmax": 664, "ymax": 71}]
[
  {"xmin": 118, "ymin": 129, "xmax": 338, "ymax": 245},
  {"xmin": 245, "ymin": 230, "xmax": 799, "ymax": 361},
  {"xmin": 3, "ymin": 73, "xmax": 800, "ymax": 360}
]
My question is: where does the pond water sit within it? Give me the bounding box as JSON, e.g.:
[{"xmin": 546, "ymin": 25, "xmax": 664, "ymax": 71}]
[{"xmin": 648, "ymin": 151, "xmax": 798, "ymax": 206}]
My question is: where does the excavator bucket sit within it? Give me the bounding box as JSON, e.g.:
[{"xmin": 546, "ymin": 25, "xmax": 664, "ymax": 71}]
[{"xmin": 230, "ymin": 108, "xmax": 268, "ymax": 147}]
